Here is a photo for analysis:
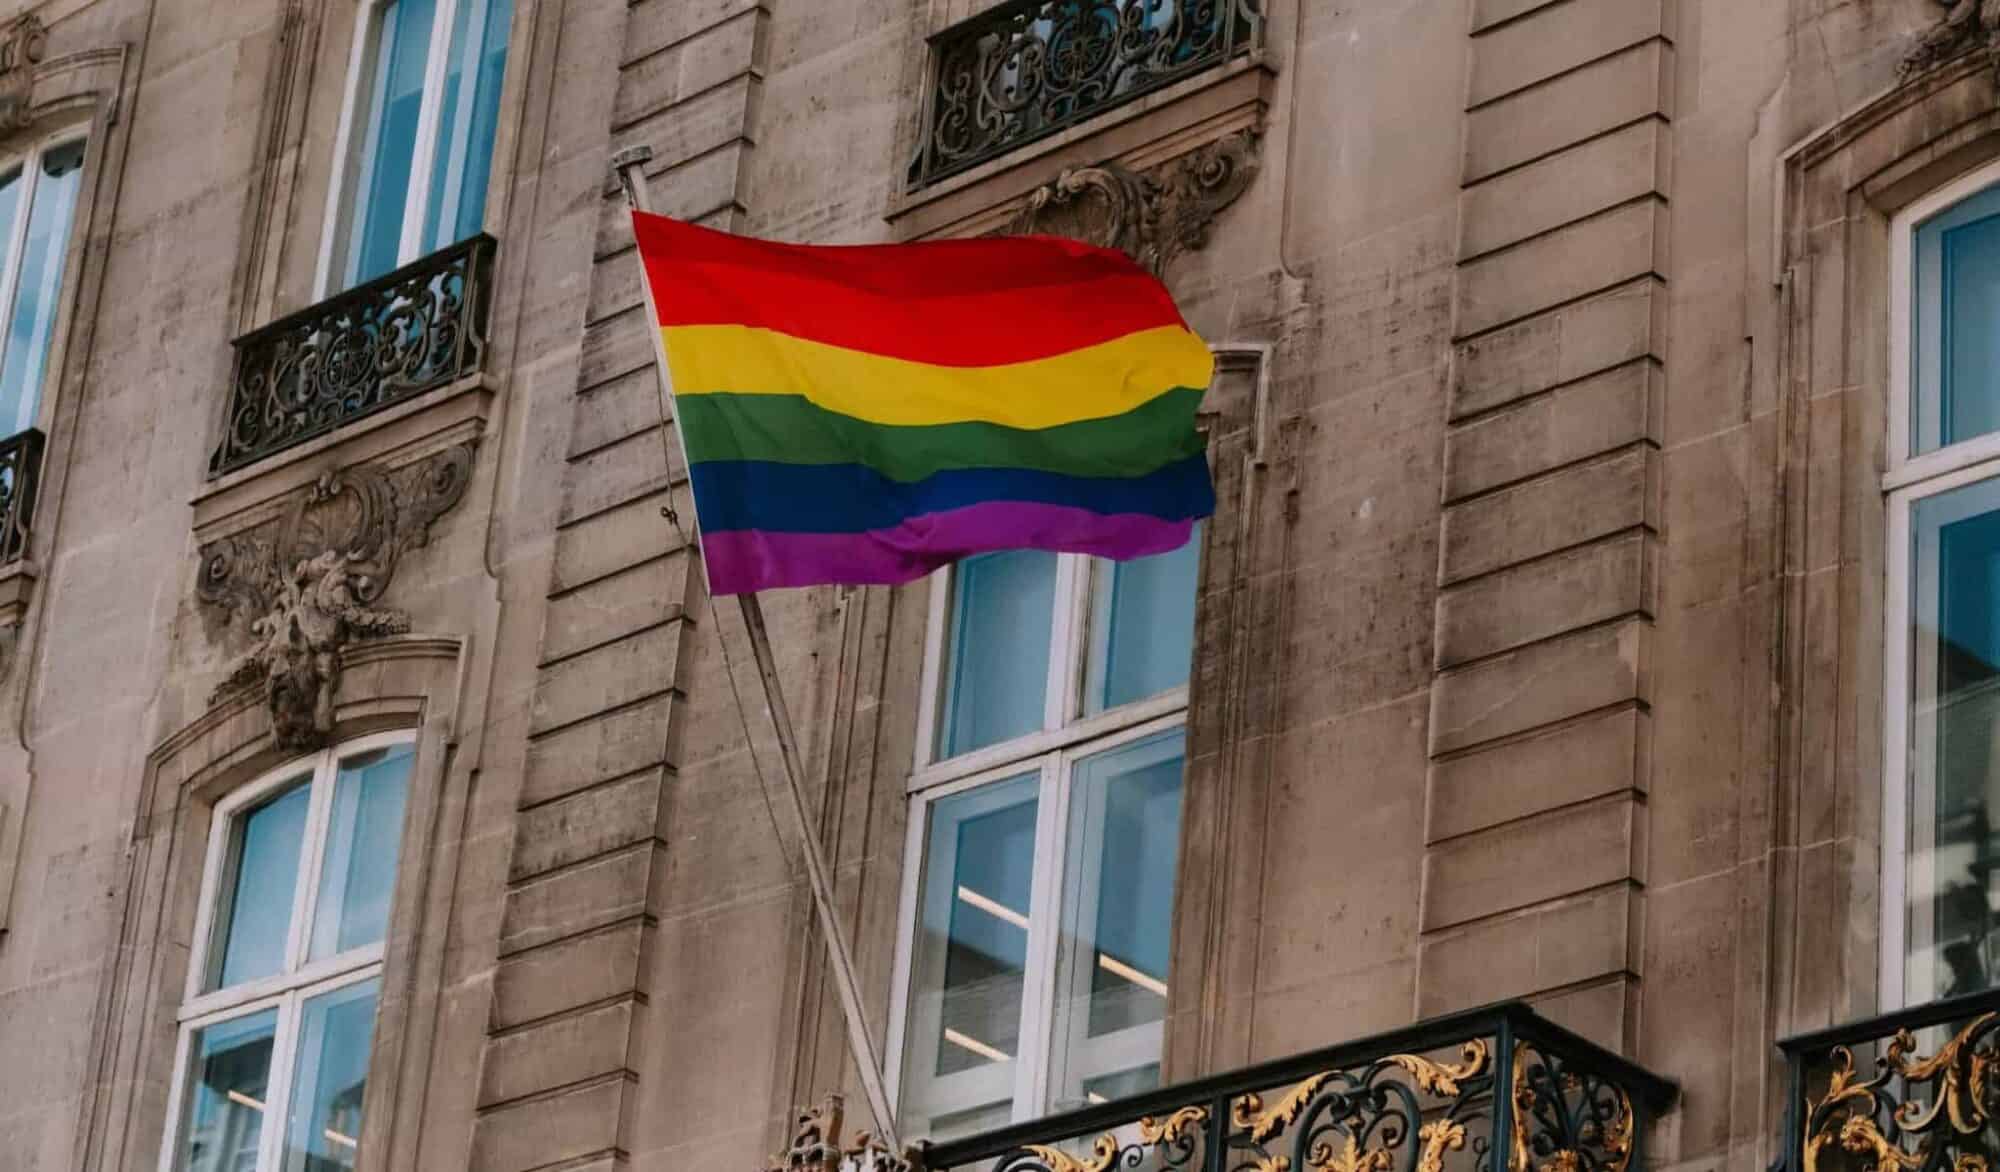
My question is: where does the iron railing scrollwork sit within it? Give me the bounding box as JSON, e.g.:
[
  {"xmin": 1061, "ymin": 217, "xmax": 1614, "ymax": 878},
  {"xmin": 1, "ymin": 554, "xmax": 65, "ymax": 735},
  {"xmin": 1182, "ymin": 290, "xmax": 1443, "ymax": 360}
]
[
  {"xmin": 910, "ymin": 0, "xmax": 1264, "ymax": 189},
  {"xmin": 1782, "ymin": 990, "xmax": 2000, "ymax": 1172},
  {"xmin": 0, "ymin": 427, "xmax": 42, "ymax": 564},
  {"xmin": 209, "ymin": 235, "xmax": 496, "ymax": 478},
  {"xmin": 878, "ymin": 1003, "xmax": 1674, "ymax": 1172}
]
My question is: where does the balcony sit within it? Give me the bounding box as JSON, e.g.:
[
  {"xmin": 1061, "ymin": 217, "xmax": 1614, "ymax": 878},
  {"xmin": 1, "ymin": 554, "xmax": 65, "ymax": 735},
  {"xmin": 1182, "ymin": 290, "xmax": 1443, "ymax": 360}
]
[
  {"xmin": 0, "ymin": 427, "xmax": 41, "ymax": 564},
  {"xmin": 208, "ymin": 235, "xmax": 496, "ymax": 478},
  {"xmin": 773, "ymin": 1003, "xmax": 1676, "ymax": 1172},
  {"xmin": 1781, "ymin": 990, "xmax": 2000, "ymax": 1172},
  {"xmin": 909, "ymin": 0, "xmax": 1264, "ymax": 190}
]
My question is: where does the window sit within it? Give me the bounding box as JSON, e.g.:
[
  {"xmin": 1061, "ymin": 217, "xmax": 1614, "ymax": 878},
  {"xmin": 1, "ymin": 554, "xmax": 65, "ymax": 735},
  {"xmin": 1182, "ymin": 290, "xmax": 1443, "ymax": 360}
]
[
  {"xmin": 161, "ymin": 734, "xmax": 415, "ymax": 1172},
  {"xmin": 327, "ymin": 0, "xmax": 512, "ymax": 290},
  {"xmin": 0, "ymin": 133, "xmax": 85, "ymax": 437},
  {"xmin": 893, "ymin": 536, "xmax": 1201, "ymax": 1139}
]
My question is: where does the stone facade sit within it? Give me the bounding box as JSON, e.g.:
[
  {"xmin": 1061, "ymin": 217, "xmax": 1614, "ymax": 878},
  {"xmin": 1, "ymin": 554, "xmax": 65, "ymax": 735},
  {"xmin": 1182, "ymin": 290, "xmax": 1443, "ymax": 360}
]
[{"xmin": 0, "ymin": 1, "xmax": 1986, "ymax": 1171}]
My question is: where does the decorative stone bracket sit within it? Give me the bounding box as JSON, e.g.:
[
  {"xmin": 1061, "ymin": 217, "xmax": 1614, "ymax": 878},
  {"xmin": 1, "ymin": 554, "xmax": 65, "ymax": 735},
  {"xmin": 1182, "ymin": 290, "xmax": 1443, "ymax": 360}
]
[
  {"xmin": 1002, "ymin": 131, "xmax": 1261, "ymax": 278},
  {"xmin": 767, "ymin": 1097, "xmax": 913, "ymax": 1172},
  {"xmin": 1903, "ymin": 0, "xmax": 2000, "ymax": 78},
  {"xmin": 196, "ymin": 442, "xmax": 475, "ymax": 749}
]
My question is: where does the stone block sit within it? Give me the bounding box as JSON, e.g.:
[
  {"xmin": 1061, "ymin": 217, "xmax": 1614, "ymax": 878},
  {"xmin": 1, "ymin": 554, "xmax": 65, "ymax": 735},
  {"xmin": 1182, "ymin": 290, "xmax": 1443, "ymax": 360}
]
[
  {"xmin": 1454, "ymin": 281, "xmax": 1664, "ymax": 418},
  {"xmin": 1465, "ymin": 41, "xmax": 1674, "ymax": 182},
  {"xmin": 1456, "ymin": 200, "xmax": 1666, "ymax": 339},
  {"xmin": 1429, "ymin": 619, "xmax": 1650, "ymax": 754},
  {"xmin": 1472, "ymin": 0, "xmax": 1566, "ymax": 32},
  {"xmin": 469, "ymin": 1073, "xmax": 629, "ymax": 1172},
  {"xmin": 579, "ymin": 306, "xmax": 654, "ymax": 392},
  {"xmin": 1419, "ymin": 795, "xmax": 1645, "ymax": 930},
  {"xmin": 560, "ymin": 428, "xmax": 682, "ymax": 527},
  {"xmin": 1461, "ymin": 118, "xmax": 1668, "ymax": 259},
  {"xmin": 491, "ymin": 920, "xmax": 651, "ymax": 1030},
  {"xmin": 593, "ymin": 142, "xmax": 751, "ymax": 259},
  {"xmin": 1439, "ymin": 445, "xmax": 1657, "ymax": 583},
  {"xmin": 1417, "ymin": 882, "xmax": 1641, "ymax": 1013},
  {"xmin": 522, "ymin": 692, "xmax": 679, "ymax": 809},
  {"xmin": 541, "ymin": 558, "xmax": 691, "ymax": 666},
  {"xmin": 624, "ymin": 0, "xmax": 763, "ymax": 65},
  {"xmin": 479, "ymin": 999, "xmax": 639, "ymax": 1107},
  {"xmin": 1435, "ymin": 530, "xmax": 1655, "ymax": 666},
  {"xmin": 511, "ymin": 770, "xmax": 668, "ymax": 882},
  {"xmin": 1427, "ymin": 705, "xmax": 1649, "ymax": 842},
  {"xmin": 1530, "ymin": 976, "xmax": 1637, "ymax": 1053},
  {"xmin": 614, "ymin": 8, "xmax": 764, "ymax": 131},
  {"xmin": 1445, "ymin": 360, "xmax": 1658, "ymax": 499},
  {"xmin": 571, "ymin": 366, "xmax": 661, "ymax": 457},
  {"xmin": 586, "ymin": 247, "xmax": 644, "ymax": 327},
  {"xmin": 498, "ymin": 843, "xmax": 661, "ymax": 956},
  {"xmin": 529, "ymin": 622, "xmax": 687, "ymax": 736},
  {"xmin": 552, "ymin": 493, "xmax": 688, "ymax": 596},
  {"xmin": 609, "ymin": 74, "xmax": 761, "ymax": 173},
  {"xmin": 1468, "ymin": 0, "xmax": 1669, "ymax": 107}
]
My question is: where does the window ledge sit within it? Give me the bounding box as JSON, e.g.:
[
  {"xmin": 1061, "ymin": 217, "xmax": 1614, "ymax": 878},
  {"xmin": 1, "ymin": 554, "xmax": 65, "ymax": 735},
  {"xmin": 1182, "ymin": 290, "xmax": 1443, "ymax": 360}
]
[
  {"xmin": 190, "ymin": 371, "xmax": 494, "ymax": 539},
  {"xmin": 887, "ymin": 54, "xmax": 1274, "ymax": 240}
]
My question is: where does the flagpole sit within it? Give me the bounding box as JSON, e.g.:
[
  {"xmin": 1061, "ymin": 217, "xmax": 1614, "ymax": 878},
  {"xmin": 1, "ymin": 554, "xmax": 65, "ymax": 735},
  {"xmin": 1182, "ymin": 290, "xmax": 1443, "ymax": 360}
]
[{"xmin": 613, "ymin": 146, "xmax": 902, "ymax": 1153}]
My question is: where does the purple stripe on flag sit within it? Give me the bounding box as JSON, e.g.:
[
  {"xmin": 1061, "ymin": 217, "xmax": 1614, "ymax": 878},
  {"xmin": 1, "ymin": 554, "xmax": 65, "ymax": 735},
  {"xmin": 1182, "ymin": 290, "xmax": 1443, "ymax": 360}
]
[{"xmin": 700, "ymin": 501, "xmax": 1197, "ymax": 595}]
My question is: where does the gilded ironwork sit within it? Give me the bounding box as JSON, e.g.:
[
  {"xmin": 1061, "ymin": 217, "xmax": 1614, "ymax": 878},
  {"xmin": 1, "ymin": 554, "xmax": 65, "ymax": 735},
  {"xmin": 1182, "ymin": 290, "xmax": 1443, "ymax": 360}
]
[
  {"xmin": 198, "ymin": 442, "xmax": 476, "ymax": 748},
  {"xmin": 0, "ymin": 427, "xmax": 43, "ymax": 566},
  {"xmin": 769, "ymin": 1096, "xmax": 914, "ymax": 1172},
  {"xmin": 1800, "ymin": 1013, "xmax": 2000, "ymax": 1172},
  {"xmin": 911, "ymin": 1007, "xmax": 1672, "ymax": 1172},
  {"xmin": 912, "ymin": 0, "xmax": 1263, "ymax": 188},
  {"xmin": 211, "ymin": 235, "xmax": 495, "ymax": 477}
]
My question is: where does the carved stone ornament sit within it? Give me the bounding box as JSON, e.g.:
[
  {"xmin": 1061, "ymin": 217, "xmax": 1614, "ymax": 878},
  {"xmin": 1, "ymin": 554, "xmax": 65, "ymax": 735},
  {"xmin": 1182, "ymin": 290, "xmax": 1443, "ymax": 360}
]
[
  {"xmin": 197, "ymin": 442, "xmax": 475, "ymax": 750},
  {"xmin": 0, "ymin": 13, "xmax": 47, "ymax": 131},
  {"xmin": 1902, "ymin": 0, "xmax": 2000, "ymax": 79},
  {"xmin": 766, "ymin": 1097, "xmax": 913, "ymax": 1172},
  {"xmin": 1004, "ymin": 130, "xmax": 1262, "ymax": 278}
]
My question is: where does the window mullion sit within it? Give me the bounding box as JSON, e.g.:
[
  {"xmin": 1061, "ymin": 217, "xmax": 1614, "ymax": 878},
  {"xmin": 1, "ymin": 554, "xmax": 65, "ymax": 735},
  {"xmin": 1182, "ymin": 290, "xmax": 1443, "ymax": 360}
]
[
  {"xmin": 430, "ymin": 0, "xmax": 491, "ymax": 244},
  {"xmin": 253, "ymin": 992, "xmax": 303, "ymax": 1172},
  {"xmin": 399, "ymin": 0, "xmax": 459, "ymax": 265},
  {"xmin": 0, "ymin": 146, "xmax": 42, "ymax": 387},
  {"xmin": 286, "ymin": 750, "xmax": 339, "ymax": 975},
  {"xmin": 1015, "ymin": 754, "xmax": 1066, "ymax": 1120},
  {"xmin": 1045, "ymin": 554, "xmax": 1085, "ymax": 732}
]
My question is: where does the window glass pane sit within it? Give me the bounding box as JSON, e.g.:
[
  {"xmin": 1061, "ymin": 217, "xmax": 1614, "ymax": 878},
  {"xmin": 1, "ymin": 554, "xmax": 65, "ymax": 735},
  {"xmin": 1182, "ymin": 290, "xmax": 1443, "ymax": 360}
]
[
  {"xmin": 1914, "ymin": 184, "xmax": 2000, "ymax": 455},
  {"xmin": 1047, "ymin": 730, "xmax": 1184, "ymax": 1113},
  {"xmin": 0, "ymin": 144, "xmax": 75, "ymax": 435},
  {"xmin": 899, "ymin": 773, "xmax": 1039, "ymax": 1140},
  {"xmin": 346, "ymin": 0, "xmax": 437, "ymax": 285},
  {"xmin": 279, "ymin": 978, "xmax": 380, "ymax": 1172},
  {"xmin": 174, "ymin": 1008, "xmax": 278, "ymax": 1172},
  {"xmin": 1909, "ymin": 478, "xmax": 2000, "ymax": 1002},
  {"xmin": 210, "ymin": 779, "xmax": 312, "ymax": 990},
  {"xmin": 1084, "ymin": 526, "xmax": 1201, "ymax": 716},
  {"xmin": 421, "ymin": 0, "xmax": 511, "ymax": 250},
  {"xmin": 940, "ymin": 551, "xmax": 1056, "ymax": 757},
  {"xmin": 309, "ymin": 745, "xmax": 414, "ymax": 961}
]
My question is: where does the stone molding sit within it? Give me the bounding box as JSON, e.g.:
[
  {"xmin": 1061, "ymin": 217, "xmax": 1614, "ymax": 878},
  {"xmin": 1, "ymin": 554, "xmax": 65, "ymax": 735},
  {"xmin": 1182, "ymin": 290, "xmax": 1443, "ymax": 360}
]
[
  {"xmin": 1004, "ymin": 130, "xmax": 1261, "ymax": 278},
  {"xmin": 1903, "ymin": 0, "xmax": 2000, "ymax": 80},
  {"xmin": 196, "ymin": 441, "xmax": 476, "ymax": 749}
]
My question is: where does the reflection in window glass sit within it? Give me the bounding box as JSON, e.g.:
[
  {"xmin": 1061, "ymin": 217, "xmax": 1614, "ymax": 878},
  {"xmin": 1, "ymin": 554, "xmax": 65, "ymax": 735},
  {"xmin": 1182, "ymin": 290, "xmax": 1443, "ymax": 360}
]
[
  {"xmin": 1914, "ymin": 183, "xmax": 2000, "ymax": 455},
  {"xmin": 346, "ymin": 0, "xmax": 437, "ymax": 285},
  {"xmin": 309, "ymin": 746, "xmax": 414, "ymax": 961},
  {"xmin": 900, "ymin": 774, "xmax": 1039, "ymax": 1141},
  {"xmin": 1909, "ymin": 479, "xmax": 2000, "ymax": 1001},
  {"xmin": 421, "ymin": 0, "xmax": 511, "ymax": 251},
  {"xmin": 940, "ymin": 551, "xmax": 1056, "ymax": 757},
  {"xmin": 0, "ymin": 165, "xmax": 26, "ymax": 431},
  {"xmin": 176, "ymin": 1009, "xmax": 278, "ymax": 1172},
  {"xmin": 211, "ymin": 780, "xmax": 312, "ymax": 991},
  {"xmin": 1084, "ymin": 526, "xmax": 1201, "ymax": 716},
  {"xmin": 1047, "ymin": 730, "xmax": 1184, "ymax": 1112},
  {"xmin": 279, "ymin": 979, "xmax": 380, "ymax": 1172},
  {"xmin": 0, "ymin": 140, "xmax": 82, "ymax": 436}
]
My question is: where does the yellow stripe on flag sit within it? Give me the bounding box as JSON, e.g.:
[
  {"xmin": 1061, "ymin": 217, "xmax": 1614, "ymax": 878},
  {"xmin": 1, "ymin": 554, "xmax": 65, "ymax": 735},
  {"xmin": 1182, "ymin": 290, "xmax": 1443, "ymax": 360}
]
[{"xmin": 661, "ymin": 323, "xmax": 1215, "ymax": 430}]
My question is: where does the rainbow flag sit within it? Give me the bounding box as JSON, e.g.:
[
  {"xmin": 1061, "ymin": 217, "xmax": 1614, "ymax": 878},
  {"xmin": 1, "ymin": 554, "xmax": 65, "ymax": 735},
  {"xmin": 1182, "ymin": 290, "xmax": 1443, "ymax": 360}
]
[{"xmin": 632, "ymin": 212, "xmax": 1216, "ymax": 595}]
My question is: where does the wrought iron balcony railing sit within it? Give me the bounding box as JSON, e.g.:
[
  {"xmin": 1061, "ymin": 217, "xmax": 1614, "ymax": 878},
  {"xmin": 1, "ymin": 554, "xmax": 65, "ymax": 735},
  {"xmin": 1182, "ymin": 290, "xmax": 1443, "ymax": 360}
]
[
  {"xmin": 209, "ymin": 235, "xmax": 496, "ymax": 478},
  {"xmin": 0, "ymin": 427, "xmax": 42, "ymax": 564},
  {"xmin": 909, "ymin": 0, "xmax": 1264, "ymax": 189},
  {"xmin": 1781, "ymin": 989, "xmax": 2000, "ymax": 1172},
  {"xmin": 769, "ymin": 1002, "xmax": 1676, "ymax": 1172}
]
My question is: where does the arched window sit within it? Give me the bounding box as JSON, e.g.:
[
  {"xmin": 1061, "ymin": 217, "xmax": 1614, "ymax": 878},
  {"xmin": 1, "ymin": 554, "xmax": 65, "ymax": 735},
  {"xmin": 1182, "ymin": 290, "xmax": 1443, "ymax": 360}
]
[{"xmin": 159, "ymin": 732, "xmax": 415, "ymax": 1172}]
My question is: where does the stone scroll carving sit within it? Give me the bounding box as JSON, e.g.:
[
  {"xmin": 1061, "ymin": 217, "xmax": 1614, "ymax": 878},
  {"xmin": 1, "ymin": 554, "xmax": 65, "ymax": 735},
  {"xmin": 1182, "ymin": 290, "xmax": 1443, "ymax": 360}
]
[
  {"xmin": 1004, "ymin": 131, "xmax": 1261, "ymax": 278},
  {"xmin": 197, "ymin": 443, "xmax": 475, "ymax": 749},
  {"xmin": 0, "ymin": 13, "xmax": 47, "ymax": 131},
  {"xmin": 1903, "ymin": 0, "xmax": 2000, "ymax": 79}
]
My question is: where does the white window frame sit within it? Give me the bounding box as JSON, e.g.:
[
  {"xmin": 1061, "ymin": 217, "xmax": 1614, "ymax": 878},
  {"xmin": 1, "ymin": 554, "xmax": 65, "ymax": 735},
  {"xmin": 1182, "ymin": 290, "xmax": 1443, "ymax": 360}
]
[
  {"xmin": 314, "ymin": 0, "xmax": 507, "ymax": 297},
  {"xmin": 156, "ymin": 729, "xmax": 415, "ymax": 1172},
  {"xmin": 1880, "ymin": 154, "xmax": 2000, "ymax": 1011},
  {"xmin": 0, "ymin": 127, "xmax": 89, "ymax": 438},
  {"xmin": 887, "ymin": 541, "xmax": 1197, "ymax": 1129}
]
